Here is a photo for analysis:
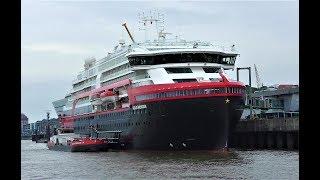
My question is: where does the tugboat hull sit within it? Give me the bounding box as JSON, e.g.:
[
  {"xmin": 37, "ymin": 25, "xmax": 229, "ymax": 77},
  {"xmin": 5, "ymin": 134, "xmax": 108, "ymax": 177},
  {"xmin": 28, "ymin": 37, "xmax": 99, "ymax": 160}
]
[{"xmin": 47, "ymin": 138, "xmax": 109, "ymax": 152}]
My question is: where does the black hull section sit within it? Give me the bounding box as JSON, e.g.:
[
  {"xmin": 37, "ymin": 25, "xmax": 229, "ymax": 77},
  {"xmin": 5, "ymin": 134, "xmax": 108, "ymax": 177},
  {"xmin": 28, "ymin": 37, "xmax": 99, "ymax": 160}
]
[{"xmin": 74, "ymin": 96, "xmax": 244, "ymax": 150}]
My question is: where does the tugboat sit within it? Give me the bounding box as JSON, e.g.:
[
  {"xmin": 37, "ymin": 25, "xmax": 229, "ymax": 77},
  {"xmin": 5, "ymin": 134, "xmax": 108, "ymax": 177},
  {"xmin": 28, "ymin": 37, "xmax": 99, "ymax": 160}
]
[
  {"xmin": 47, "ymin": 128, "xmax": 79, "ymax": 151},
  {"xmin": 69, "ymin": 137, "xmax": 109, "ymax": 152}
]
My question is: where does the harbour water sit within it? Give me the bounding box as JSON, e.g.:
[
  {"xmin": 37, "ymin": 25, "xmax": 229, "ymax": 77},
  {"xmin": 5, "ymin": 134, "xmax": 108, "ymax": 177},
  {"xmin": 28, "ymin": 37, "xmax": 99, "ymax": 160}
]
[{"xmin": 21, "ymin": 140, "xmax": 299, "ymax": 179}]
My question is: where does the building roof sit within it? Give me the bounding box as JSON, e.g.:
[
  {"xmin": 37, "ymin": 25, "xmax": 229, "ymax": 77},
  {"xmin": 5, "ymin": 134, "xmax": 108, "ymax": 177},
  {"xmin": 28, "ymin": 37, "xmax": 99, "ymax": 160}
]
[{"xmin": 252, "ymin": 87, "xmax": 299, "ymax": 97}]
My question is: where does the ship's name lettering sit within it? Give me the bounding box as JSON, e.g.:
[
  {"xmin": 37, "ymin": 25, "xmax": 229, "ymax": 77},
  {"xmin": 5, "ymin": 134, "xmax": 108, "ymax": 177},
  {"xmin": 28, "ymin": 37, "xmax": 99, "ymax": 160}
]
[{"xmin": 132, "ymin": 105, "xmax": 147, "ymax": 110}]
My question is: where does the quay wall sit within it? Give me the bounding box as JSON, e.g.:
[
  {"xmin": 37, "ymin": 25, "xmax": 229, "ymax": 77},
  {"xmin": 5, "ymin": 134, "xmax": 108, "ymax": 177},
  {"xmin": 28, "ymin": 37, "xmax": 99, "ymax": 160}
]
[{"xmin": 230, "ymin": 118, "xmax": 299, "ymax": 150}]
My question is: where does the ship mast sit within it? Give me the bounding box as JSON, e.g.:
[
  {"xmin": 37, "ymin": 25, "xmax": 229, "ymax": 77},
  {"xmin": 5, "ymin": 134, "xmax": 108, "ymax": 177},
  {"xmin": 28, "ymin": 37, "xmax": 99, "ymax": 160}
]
[
  {"xmin": 122, "ymin": 22, "xmax": 135, "ymax": 43},
  {"xmin": 138, "ymin": 10, "xmax": 169, "ymax": 42}
]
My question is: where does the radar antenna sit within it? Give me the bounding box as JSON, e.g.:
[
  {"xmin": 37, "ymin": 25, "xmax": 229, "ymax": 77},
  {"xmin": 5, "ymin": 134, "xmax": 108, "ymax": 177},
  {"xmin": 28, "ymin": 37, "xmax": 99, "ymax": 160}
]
[
  {"xmin": 159, "ymin": 29, "xmax": 172, "ymax": 40},
  {"xmin": 138, "ymin": 10, "xmax": 169, "ymax": 41}
]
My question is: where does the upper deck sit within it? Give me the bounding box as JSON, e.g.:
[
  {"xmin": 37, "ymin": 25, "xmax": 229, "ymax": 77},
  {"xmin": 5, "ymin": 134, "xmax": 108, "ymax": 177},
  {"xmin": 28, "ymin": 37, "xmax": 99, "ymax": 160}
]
[
  {"xmin": 71, "ymin": 39, "xmax": 237, "ymax": 85},
  {"xmin": 131, "ymin": 39, "xmax": 237, "ymax": 54}
]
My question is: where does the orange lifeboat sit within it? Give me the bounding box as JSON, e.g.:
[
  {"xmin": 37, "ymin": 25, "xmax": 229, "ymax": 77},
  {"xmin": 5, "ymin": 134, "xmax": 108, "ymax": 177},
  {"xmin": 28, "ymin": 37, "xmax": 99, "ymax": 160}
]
[
  {"xmin": 90, "ymin": 92, "xmax": 102, "ymax": 106},
  {"xmin": 100, "ymin": 90, "xmax": 114, "ymax": 97},
  {"xmin": 100, "ymin": 90, "xmax": 116, "ymax": 102}
]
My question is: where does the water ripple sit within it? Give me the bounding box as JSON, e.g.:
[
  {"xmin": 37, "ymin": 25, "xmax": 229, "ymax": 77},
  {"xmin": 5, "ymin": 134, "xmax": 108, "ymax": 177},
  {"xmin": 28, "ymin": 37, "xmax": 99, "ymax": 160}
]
[{"xmin": 21, "ymin": 140, "xmax": 299, "ymax": 180}]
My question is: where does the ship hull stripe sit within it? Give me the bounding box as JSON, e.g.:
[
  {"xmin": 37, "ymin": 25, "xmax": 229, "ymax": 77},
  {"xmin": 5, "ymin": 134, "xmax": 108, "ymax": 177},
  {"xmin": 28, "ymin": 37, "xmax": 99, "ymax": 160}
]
[{"xmin": 128, "ymin": 81, "xmax": 245, "ymax": 105}]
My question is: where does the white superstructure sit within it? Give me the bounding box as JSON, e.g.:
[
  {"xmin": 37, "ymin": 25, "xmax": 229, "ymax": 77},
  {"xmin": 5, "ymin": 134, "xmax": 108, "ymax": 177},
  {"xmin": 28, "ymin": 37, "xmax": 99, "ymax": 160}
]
[{"xmin": 53, "ymin": 12, "xmax": 239, "ymax": 117}]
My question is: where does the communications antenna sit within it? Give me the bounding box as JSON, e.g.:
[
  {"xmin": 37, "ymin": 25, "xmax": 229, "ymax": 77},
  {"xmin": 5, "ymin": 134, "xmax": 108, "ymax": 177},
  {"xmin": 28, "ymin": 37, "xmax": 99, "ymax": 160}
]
[
  {"xmin": 138, "ymin": 10, "xmax": 170, "ymax": 41},
  {"xmin": 254, "ymin": 64, "xmax": 263, "ymax": 88},
  {"xmin": 45, "ymin": 110, "xmax": 51, "ymax": 120}
]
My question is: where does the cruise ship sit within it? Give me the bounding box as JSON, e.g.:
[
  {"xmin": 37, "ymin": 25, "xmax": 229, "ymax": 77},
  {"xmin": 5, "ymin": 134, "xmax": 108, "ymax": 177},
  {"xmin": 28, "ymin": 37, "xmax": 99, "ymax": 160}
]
[{"xmin": 53, "ymin": 13, "xmax": 246, "ymax": 150}]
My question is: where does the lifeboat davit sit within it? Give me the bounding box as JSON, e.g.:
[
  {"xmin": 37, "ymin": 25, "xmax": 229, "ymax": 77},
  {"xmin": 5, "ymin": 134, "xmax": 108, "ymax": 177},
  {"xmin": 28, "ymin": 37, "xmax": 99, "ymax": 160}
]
[{"xmin": 90, "ymin": 93, "xmax": 102, "ymax": 105}]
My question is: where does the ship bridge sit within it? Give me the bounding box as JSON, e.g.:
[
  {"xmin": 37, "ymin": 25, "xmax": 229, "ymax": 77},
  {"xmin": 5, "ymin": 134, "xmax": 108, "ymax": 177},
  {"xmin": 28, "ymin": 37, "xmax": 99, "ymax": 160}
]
[{"xmin": 125, "ymin": 41, "xmax": 239, "ymax": 85}]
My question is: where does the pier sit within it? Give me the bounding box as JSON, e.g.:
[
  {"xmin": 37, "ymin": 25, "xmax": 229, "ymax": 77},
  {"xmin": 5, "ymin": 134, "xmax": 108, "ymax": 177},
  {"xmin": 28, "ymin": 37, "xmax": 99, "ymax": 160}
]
[{"xmin": 230, "ymin": 117, "xmax": 299, "ymax": 150}]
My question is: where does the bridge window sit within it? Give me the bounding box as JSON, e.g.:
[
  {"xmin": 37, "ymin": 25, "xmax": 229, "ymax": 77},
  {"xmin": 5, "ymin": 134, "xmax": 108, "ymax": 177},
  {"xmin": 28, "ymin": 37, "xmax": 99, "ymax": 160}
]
[
  {"xmin": 203, "ymin": 67, "xmax": 220, "ymax": 73},
  {"xmin": 129, "ymin": 53, "xmax": 237, "ymax": 66},
  {"xmin": 165, "ymin": 68, "xmax": 192, "ymax": 74}
]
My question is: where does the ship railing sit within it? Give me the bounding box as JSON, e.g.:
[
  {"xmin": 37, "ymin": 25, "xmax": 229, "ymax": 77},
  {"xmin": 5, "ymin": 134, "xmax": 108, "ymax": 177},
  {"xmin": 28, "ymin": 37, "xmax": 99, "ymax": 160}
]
[
  {"xmin": 136, "ymin": 40, "xmax": 210, "ymax": 47},
  {"xmin": 100, "ymin": 69, "xmax": 132, "ymax": 83},
  {"xmin": 134, "ymin": 41, "xmax": 237, "ymax": 53},
  {"xmin": 72, "ymin": 68, "xmax": 97, "ymax": 84},
  {"xmin": 72, "ymin": 81, "xmax": 96, "ymax": 93},
  {"xmin": 95, "ymin": 130, "xmax": 122, "ymax": 134}
]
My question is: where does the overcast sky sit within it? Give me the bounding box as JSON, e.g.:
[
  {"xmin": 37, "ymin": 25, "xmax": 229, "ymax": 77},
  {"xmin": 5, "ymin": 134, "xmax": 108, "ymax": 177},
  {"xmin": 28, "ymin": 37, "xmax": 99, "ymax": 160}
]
[{"xmin": 21, "ymin": 0, "xmax": 298, "ymax": 122}]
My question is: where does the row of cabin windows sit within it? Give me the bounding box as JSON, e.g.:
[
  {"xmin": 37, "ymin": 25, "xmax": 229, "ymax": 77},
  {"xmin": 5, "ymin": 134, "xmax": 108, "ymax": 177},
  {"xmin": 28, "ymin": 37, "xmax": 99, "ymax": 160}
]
[
  {"xmin": 72, "ymin": 105, "xmax": 92, "ymax": 116},
  {"xmin": 100, "ymin": 63, "xmax": 130, "ymax": 79},
  {"xmin": 77, "ymin": 96, "xmax": 90, "ymax": 103},
  {"xmin": 129, "ymin": 53, "xmax": 236, "ymax": 66},
  {"xmin": 74, "ymin": 121, "xmax": 151, "ymax": 131},
  {"xmin": 165, "ymin": 67, "xmax": 220, "ymax": 74},
  {"xmin": 73, "ymin": 76, "xmax": 96, "ymax": 89},
  {"xmin": 75, "ymin": 108, "xmax": 148, "ymax": 122},
  {"xmin": 72, "ymin": 86, "xmax": 92, "ymax": 96},
  {"xmin": 173, "ymin": 79, "xmax": 197, "ymax": 83},
  {"xmin": 98, "ymin": 55, "xmax": 128, "ymax": 72},
  {"xmin": 76, "ymin": 68, "xmax": 96, "ymax": 81},
  {"xmin": 135, "ymin": 87, "xmax": 245, "ymax": 101},
  {"xmin": 75, "ymin": 116, "xmax": 94, "ymax": 121},
  {"xmin": 101, "ymin": 72, "xmax": 135, "ymax": 87}
]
